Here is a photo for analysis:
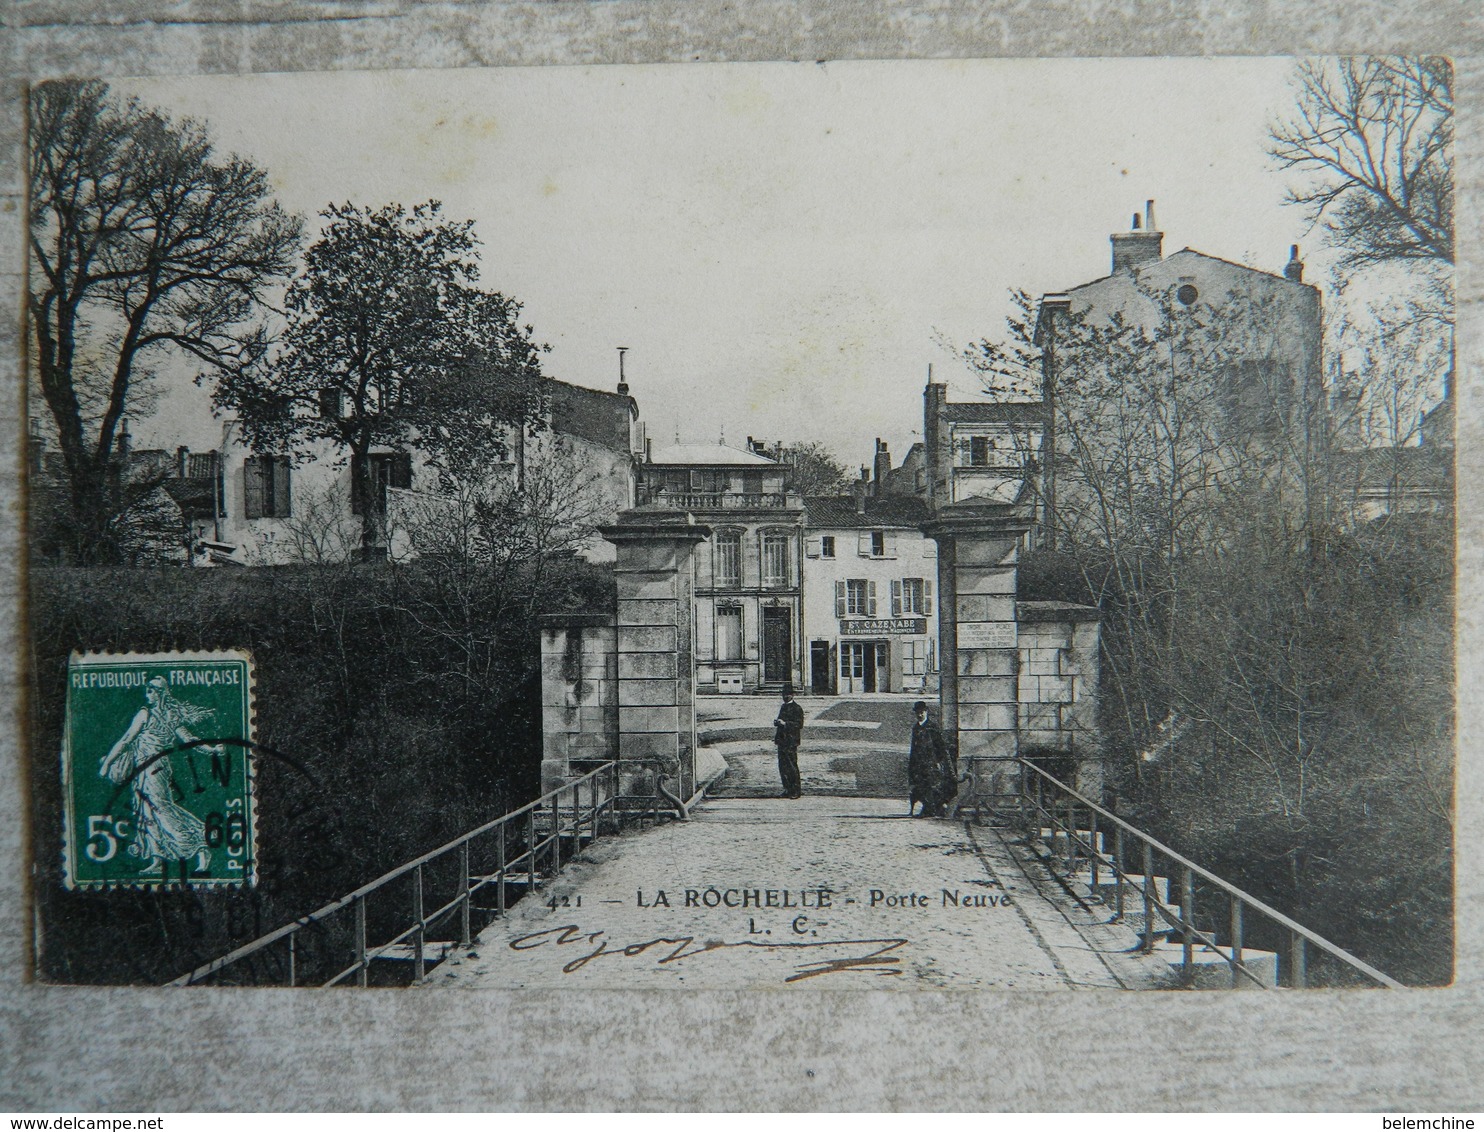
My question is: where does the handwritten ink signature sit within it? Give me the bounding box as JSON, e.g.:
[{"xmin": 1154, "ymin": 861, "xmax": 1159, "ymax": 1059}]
[{"xmin": 509, "ymin": 923, "xmax": 908, "ymax": 983}]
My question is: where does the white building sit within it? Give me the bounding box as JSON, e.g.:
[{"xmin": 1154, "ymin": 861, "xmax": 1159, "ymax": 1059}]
[
  {"xmin": 800, "ymin": 482, "xmax": 939, "ymax": 696},
  {"xmin": 159, "ymin": 375, "xmax": 642, "ymax": 565}
]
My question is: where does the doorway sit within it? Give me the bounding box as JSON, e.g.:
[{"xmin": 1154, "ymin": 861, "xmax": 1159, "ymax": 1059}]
[
  {"xmin": 839, "ymin": 640, "xmax": 890, "ymax": 694},
  {"xmin": 762, "ymin": 608, "xmax": 792, "ymax": 685},
  {"xmin": 810, "ymin": 640, "xmax": 833, "ymax": 694}
]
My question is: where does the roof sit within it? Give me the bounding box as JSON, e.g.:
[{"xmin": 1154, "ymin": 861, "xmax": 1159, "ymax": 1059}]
[
  {"xmin": 1017, "ymin": 600, "xmax": 1100, "ymax": 624},
  {"xmin": 162, "ymin": 477, "xmax": 217, "ymax": 519},
  {"xmin": 1334, "ymin": 446, "xmax": 1452, "ymax": 493},
  {"xmin": 804, "ymin": 494, "xmax": 931, "ymax": 529},
  {"xmin": 941, "ymin": 401, "xmax": 1046, "ymax": 425},
  {"xmin": 1058, "ymin": 248, "xmax": 1311, "ymax": 301},
  {"xmin": 647, "ymin": 442, "xmax": 777, "ymax": 467}
]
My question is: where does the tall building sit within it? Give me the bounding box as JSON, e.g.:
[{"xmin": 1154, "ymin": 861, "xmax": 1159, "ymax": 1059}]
[
  {"xmin": 800, "ymin": 469, "xmax": 939, "ymax": 696},
  {"xmin": 636, "ymin": 441, "xmax": 805, "ymax": 694}
]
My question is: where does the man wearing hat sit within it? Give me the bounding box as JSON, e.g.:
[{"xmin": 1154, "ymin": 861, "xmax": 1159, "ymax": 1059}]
[
  {"xmin": 908, "ymin": 700, "xmax": 956, "ymax": 817},
  {"xmin": 773, "ymin": 684, "xmax": 805, "ymax": 799}
]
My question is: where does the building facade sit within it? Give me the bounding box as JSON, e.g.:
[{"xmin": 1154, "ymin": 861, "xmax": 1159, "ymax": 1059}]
[
  {"xmin": 800, "ymin": 485, "xmax": 939, "ymax": 696},
  {"xmin": 82, "ymin": 375, "xmax": 644, "ymax": 566},
  {"xmin": 637, "ymin": 442, "xmax": 805, "ymax": 694},
  {"xmin": 1035, "ymin": 202, "xmax": 1323, "ymax": 450},
  {"xmin": 922, "ymin": 388, "xmax": 1045, "ymax": 513}
]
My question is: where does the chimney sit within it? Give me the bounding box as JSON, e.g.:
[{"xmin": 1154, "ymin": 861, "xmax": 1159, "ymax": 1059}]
[
  {"xmin": 1284, "ymin": 244, "xmax": 1304, "ymax": 283},
  {"xmin": 1110, "ymin": 199, "xmax": 1163, "ymax": 272},
  {"xmin": 616, "ymin": 347, "xmax": 629, "ymax": 397},
  {"xmin": 116, "ymin": 421, "xmax": 131, "ymax": 459},
  {"xmin": 872, "ymin": 438, "xmax": 891, "ymax": 496},
  {"xmin": 177, "ymin": 446, "xmax": 189, "ymax": 478},
  {"xmin": 851, "ymin": 471, "xmax": 868, "ymax": 514}
]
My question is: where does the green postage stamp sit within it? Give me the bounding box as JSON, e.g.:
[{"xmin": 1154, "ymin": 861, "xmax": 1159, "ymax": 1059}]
[{"xmin": 62, "ymin": 650, "xmax": 257, "ymax": 889}]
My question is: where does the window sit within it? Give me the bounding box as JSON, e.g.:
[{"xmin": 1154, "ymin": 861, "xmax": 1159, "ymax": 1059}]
[
  {"xmin": 904, "ymin": 638, "xmax": 928, "ymax": 676},
  {"xmin": 859, "ymin": 530, "xmax": 896, "ymax": 558},
  {"xmin": 690, "ymin": 469, "xmax": 725, "ymax": 492},
  {"xmin": 1176, "ymin": 282, "xmax": 1199, "ymax": 306},
  {"xmin": 872, "ymin": 531, "xmax": 886, "ymax": 557},
  {"xmin": 820, "ymin": 535, "xmax": 835, "ymax": 558},
  {"xmin": 714, "ymin": 529, "xmax": 742, "ymax": 588},
  {"xmin": 351, "ymin": 452, "xmax": 412, "ymax": 515},
  {"xmin": 837, "ymin": 579, "xmax": 876, "ymax": 617},
  {"xmin": 243, "ymin": 455, "xmax": 291, "ymax": 519},
  {"xmin": 742, "ymin": 470, "xmax": 764, "ymax": 495},
  {"xmin": 317, "ymin": 388, "xmax": 344, "ymax": 419},
  {"xmin": 970, "ymin": 435, "xmax": 990, "ymax": 466},
  {"xmin": 761, "ymin": 530, "xmax": 791, "ymax": 587},
  {"xmin": 715, "ymin": 606, "xmax": 742, "ymax": 661},
  {"xmin": 894, "ymin": 577, "xmax": 933, "ymax": 616}
]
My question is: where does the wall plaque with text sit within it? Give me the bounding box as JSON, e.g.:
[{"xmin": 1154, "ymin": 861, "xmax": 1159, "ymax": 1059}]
[{"xmin": 957, "ymin": 621, "xmax": 1018, "ymax": 649}]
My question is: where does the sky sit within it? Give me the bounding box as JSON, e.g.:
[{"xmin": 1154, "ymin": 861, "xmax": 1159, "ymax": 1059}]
[{"xmin": 116, "ymin": 57, "xmax": 1325, "ymax": 467}]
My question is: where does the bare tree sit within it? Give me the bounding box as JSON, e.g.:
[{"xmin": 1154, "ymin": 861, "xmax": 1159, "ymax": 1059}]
[
  {"xmin": 1269, "ymin": 57, "xmax": 1453, "ymax": 269},
  {"xmin": 28, "ymin": 80, "xmax": 302, "ymax": 563}
]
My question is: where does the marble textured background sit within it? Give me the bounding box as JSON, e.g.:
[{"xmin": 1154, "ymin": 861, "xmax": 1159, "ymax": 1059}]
[{"xmin": 0, "ymin": 0, "xmax": 1480, "ymax": 1111}]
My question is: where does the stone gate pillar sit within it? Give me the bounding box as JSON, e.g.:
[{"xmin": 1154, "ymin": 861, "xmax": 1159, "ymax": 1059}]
[
  {"xmin": 924, "ymin": 505, "xmax": 1035, "ymax": 807},
  {"xmin": 600, "ymin": 509, "xmax": 711, "ymax": 800}
]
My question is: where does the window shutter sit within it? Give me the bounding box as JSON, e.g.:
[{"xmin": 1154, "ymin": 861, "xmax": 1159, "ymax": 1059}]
[
  {"xmin": 350, "ymin": 454, "xmax": 369, "ymax": 515},
  {"xmin": 891, "ymin": 580, "xmax": 902, "ymax": 617},
  {"xmin": 835, "ymin": 581, "xmax": 846, "ymax": 618},
  {"xmin": 924, "ymin": 579, "xmax": 934, "ymax": 615},
  {"xmin": 885, "ymin": 532, "xmax": 898, "ymax": 559},
  {"xmin": 858, "ymin": 532, "xmax": 871, "ymax": 556},
  {"xmin": 273, "ymin": 457, "xmax": 292, "ymax": 517},
  {"xmin": 392, "ymin": 453, "xmax": 413, "ymax": 489},
  {"xmin": 867, "ymin": 581, "xmax": 877, "ymax": 617},
  {"xmin": 805, "ymin": 536, "xmax": 820, "ymax": 558},
  {"xmin": 243, "ymin": 457, "xmax": 265, "ymax": 519}
]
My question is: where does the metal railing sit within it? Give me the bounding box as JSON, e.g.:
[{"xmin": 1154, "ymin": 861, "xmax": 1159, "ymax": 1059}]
[
  {"xmin": 1016, "ymin": 759, "xmax": 1404, "ymax": 990},
  {"xmin": 168, "ymin": 761, "xmax": 631, "ymax": 987}
]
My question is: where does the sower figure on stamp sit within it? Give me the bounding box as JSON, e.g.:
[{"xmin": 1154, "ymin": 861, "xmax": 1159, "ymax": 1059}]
[
  {"xmin": 908, "ymin": 700, "xmax": 957, "ymax": 818},
  {"xmin": 774, "ymin": 683, "xmax": 804, "ymax": 799},
  {"xmin": 100, "ymin": 676, "xmax": 218, "ymax": 874}
]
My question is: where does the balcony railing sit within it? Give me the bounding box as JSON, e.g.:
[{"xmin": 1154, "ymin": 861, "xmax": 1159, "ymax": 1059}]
[{"xmin": 643, "ymin": 491, "xmax": 795, "ymax": 510}]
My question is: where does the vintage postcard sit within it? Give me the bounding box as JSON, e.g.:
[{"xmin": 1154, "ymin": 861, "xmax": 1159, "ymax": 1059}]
[{"xmin": 24, "ymin": 57, "xmax": 1452, "ymax": 997}]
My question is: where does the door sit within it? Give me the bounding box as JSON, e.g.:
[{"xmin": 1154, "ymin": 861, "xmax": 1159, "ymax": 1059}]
[
  {"xmin": 762, "ymin": 608, "xmax": 791, "ymax": 685},
  {"xmin": 840, "ymin": 641, "xmax": 888, "ymax": 693},
  {"xmin": 840, "ymin": 642, "xmax": 866, "ymax": 694},
  {"xmin": 810, "ymin": 641, "xmax": 832, "ymax": 694}
]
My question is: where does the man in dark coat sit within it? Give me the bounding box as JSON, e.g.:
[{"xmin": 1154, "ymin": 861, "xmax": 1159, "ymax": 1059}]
[
  {"xmin": 908, "ymin": 701, "xmax": 956, "ymax": 817},
  {"xmin": 774, "ymin": 683, "xmax": 804, "ymax": 798}
]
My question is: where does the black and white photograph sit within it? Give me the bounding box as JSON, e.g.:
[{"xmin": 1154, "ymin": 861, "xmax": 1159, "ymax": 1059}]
[
  {"xmin": 23, "ymin": 55, "xmax": 1455, "ymax": 994},
  {"xmin": 2, "ymin": 7, "xmax": 1477, "ymax": 1112}
]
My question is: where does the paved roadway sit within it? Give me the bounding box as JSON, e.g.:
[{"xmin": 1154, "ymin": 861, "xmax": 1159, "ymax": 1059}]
[
  {"xmin": 698, "ymin": 693, "xmax": 924, "ymax": 798},
  {"xmin": 429, "ymin": 795, "xmax": 1175, "ymax": 991}
]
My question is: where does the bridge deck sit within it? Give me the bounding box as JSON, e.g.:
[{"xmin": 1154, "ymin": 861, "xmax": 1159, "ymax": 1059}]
[{"xmin": 428, "ymin": 796, "xmax": 1176, "ymax": 991}]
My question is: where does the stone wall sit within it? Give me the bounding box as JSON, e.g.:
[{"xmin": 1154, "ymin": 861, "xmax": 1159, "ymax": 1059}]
[
  {"xmin": 1016, "ymin": 601, "xmax": 1102, "ymax": 796},
  {"xmin": 539, "ymin": 614, "xmax": 619, "ymax": 793}
]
